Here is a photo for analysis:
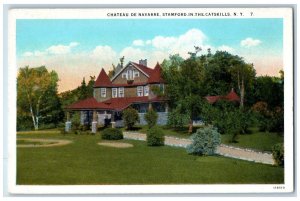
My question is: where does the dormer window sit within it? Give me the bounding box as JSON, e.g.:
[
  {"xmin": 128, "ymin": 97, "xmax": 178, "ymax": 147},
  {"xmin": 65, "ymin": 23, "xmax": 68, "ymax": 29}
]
[
  {"xmin": 100, "ymin": 88, "xmax": 106, "ymax": 97},
  {"xmin": 122, "ymin": 69, "xmax": 140, "ymax": 80}
]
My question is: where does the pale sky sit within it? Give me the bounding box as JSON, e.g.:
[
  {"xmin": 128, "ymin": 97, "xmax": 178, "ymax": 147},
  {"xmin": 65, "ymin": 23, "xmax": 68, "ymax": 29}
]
[{"xmin": 17, "ymin": 19, "xmax": 283, "ymax": 92}]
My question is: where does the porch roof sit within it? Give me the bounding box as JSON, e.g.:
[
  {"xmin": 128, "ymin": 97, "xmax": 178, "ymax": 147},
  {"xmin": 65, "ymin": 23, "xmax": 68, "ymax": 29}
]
[{"xmin": 66, "ymin": 96, "xmax": 167, "ymax": 111}]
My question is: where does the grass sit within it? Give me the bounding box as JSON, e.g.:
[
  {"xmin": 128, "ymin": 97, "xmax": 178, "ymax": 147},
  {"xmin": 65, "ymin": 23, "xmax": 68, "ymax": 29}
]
[
  {"xmin": 221, "ymin": 127, "xmax": 283, "ymax": 152},
  {"xmin": 17, "ymin": 132, "xmax": 283, "ymax": 185},
  {"xmin": 17, "ymin": 139, "xmax": 55, "ymax": 146}
]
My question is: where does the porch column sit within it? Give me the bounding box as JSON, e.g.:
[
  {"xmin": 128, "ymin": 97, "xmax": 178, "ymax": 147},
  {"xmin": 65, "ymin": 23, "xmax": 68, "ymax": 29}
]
[
  {"xmin": 111, "ymin": 111, "xmax": 116, "ymax": 128},
  {"xmin": 148, "ymin": 102, "xmax": 153, "ymax": 110},
  {"xmin": 91, "ymin": 110, "xmax": 97, "ymax": 134},
  {"xmin": 165, "ymin": 103, "xmax": 169, "ymax": 113},
  {"xmin": 65, "ymin": 111, "xmax": 71, "ymax": 132},
  {"xmin": 80, "ymin": 111, "xmax": 85, "ymax": 125}
]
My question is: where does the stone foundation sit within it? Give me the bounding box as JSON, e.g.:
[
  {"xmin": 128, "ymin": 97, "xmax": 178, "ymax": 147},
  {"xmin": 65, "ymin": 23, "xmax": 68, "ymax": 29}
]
[
  {"xmin": 138, "ymin": 112, "xmax": 168, "ymax": 125},
  {"xmin": 65, "ymin": 121, "xmax": 71, "ymax": 132},
  {"xmin": 91, "ymin": 121, "xmax": 97, "ymax": 133}
]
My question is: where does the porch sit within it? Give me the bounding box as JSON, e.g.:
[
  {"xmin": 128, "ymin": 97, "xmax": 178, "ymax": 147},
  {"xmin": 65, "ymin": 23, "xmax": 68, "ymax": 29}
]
[{"xmin": 65, "ymin": 102, "xmax": 169, "ymax": 133}]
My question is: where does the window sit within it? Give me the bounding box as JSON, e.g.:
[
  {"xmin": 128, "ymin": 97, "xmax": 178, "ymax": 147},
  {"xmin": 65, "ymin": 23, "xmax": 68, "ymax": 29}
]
[
  {"xmin": 122, "ymin": 73, "xmax": 127, "ymax": 79},
  {"xmin": 118, "ymin": 87, "xmax": 124, "ymax": 97},
  {"xmin": 134, "ymin": 70, "xmax": 139, "ymax": 78},
  {"xmin": 144, "ymin": 85, "xmax": 149, "ymax": 96},
  {"xmin": 128, "ymin": 70, "xmax": 133, "ymax": 80},
  {"xmin": 160, "ymin": 84, "xmax": 164, "ymax": 94},
  {"xmin": 100, "ymin": 88, "xmax": 106, "ymax": 97},
  {"xmin": 137, "ymin": 86, "xmax": 143, "ymax": 97},
  {"xmin": 112, "ymin": 88, "xmax": 118, "ymax": 98}
]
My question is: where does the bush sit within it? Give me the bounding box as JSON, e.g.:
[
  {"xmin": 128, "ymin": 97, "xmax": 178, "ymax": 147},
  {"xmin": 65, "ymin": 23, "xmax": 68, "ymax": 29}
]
[
  {"xmin": 146, "ymin": 126, "xmax": 165, "ymax": 146},
  {"xmin": 123, "ymin": 107, "xmax": 139, "ymax": 130},
  {"xmin": 71, "ymin": 112, "xmax": 81, "ymax": 131},
  {"xmin": 144, "ymin": 109, "xmax": 158, "ymax": 128},
  {"xmin": 101, "ymin": 128, "xmax": 123, "ymax": 140},
  {"xmin": 167, "ymin": 108, "xmax": 190, "ymax": 129},
  {"xmin": 186, "ymin": 126, "xmax": 221, "ymax": 156},
  {"xmin": 272, "ymin": 143, "xmax": 284, "ymax": 166}
]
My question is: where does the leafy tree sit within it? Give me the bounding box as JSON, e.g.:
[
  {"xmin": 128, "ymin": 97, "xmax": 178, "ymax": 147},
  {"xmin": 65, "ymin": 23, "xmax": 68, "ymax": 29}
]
[
  {"xmin": 17, "ymin": 66, "xmax": 63, "ymax": 130},
  {"xmin": 122, "ymin": 107, "xmax": 139, "ymax": 130},
  {"xmin": 162, "ymin": 55, "xmax": 205, "ymax": 132},
  {"xmin": 251, "ymin": 101, "xmax": 283, "ymax": 133},
  {"xmin": 203, "ymin": 51, "xmax": 234, "ymax": 96},
  {"xmin": 253, "ymin": 75, "xmax": 283, "ymax": 108}
]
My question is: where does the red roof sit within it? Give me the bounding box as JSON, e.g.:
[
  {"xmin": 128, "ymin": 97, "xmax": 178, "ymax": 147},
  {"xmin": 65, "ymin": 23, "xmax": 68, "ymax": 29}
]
[
  {"xmin": 66, "ymin": 97, "xmax": 111, "ymax": 110},
  {"xmin": 224, "ymin": 89, "xmax": 240, "ymax": 102},
  {"xmin": 205, "ymin": 95, "xmax": 221, "ymax": 104},
  {"xmin": 148, "ymin": 63, "xmax": 165, "ymax": 83},
  {"xmin": 205, "ymin": 89, "xmax": 240, "ymax": 104},
  {"xmin": 94, "ymin": 69, "xmax": 112, "ymax": 87},
  {"xmin": 132, "ymin": 62, "xmax": 155, "ymax": 76},
  {"xmin": 111, "ymin": 82, "xmax": 148, "ymax": 87},
  {"xmin": 66, "ymin": 96, "xmax": 166, "ymax": 111}
]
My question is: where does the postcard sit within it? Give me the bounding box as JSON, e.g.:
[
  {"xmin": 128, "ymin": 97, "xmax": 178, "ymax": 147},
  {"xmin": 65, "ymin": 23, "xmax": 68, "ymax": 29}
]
[{"xmin": 6, "ymin": 7, "xmax": 294, "ymax": 194}]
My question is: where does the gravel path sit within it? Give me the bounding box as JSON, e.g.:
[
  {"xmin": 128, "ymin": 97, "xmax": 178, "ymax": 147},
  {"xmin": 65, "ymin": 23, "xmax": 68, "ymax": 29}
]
[{"xmin": 124, "ymin": 132, "xmax": 274, "ymax": 165}]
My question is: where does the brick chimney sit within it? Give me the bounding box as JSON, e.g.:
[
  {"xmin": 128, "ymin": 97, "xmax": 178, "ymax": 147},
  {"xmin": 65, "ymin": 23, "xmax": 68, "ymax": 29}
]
[{"xmin": 139, "ymin": 59, "xmax": 147, "ymax": 67}]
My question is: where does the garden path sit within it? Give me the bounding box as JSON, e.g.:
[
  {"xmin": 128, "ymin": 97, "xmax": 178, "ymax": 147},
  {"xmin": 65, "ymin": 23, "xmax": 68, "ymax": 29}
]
[{"xmin": 123, "ymin": 132, "xmax": 274, "ymax": 165}]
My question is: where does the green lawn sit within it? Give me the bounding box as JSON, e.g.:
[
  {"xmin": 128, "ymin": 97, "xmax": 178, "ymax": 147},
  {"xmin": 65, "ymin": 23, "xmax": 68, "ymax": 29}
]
[
  {"xmin": 17, "ymin": 132, "xmax": 283, "ymax": 185},
  {"xmin": 221, "ymin": 128, "xmax": 283, "ymax": 152}
]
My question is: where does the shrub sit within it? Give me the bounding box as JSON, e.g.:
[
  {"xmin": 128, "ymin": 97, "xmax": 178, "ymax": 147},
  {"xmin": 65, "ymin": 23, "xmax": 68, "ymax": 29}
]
[
  {"xmin": 146, "ymin": 126, "xmax": 165, "ymax": 146},
  {"xmin": 272, "ymin": 143, "xmax": 284, "ymax": 166},
  {"xmin": 186, "ymin": 126, "xmax": 221, "ymax": 156},
  {"xmin": 123, "ymin": 107, "xmax": 139, "ymax": 130},
  {"xmin": 167, "ymin": 108, "xmax": 190, "ymax": 129},
  {"xmin": 101, "ymin": 128, "xmax": 123, "ymax": 140},
  {"xmin": 144, "ymin": 109, "xmax": 158, "ymax": 128},
  {"xmin": 71, "ymin": 112, "xmax": 81, "ymax": 131}
]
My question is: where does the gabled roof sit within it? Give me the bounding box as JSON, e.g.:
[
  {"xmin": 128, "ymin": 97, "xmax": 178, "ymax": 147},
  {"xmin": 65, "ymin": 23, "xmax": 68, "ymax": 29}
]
[
  {"xmin": 148, "ymin": 63, "xmax": 164, "ymax": 83},
  {"xmin": 205, "ymin": 89, "xmax": 240, "ymax": 104},
  {"xmin": 94, "ymin": 69, "xmax": 112, "ymax": 87},
  {"xmin": 131, "ymin": 62, "xmax": 154, "ymax": 77},
  {"xmin": 224, "ymin": 89, "xmax": 240, "ymax": 102},
  {"xmin": 111, "ymin": 62, "xmax": 152, "ymax": 82}
]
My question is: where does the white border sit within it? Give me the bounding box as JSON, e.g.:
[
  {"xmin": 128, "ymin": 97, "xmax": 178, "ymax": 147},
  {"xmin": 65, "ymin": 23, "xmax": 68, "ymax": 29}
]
[{"xmin": 7, "ymin": 8, "xmax": 294, "ymax": 194}]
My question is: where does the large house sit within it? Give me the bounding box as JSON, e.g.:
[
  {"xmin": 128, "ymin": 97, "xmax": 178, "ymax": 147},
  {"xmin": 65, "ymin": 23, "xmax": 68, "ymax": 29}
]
[{"xmin": 65, "ymin": 59, "xmax": 168, "ymax": 132}]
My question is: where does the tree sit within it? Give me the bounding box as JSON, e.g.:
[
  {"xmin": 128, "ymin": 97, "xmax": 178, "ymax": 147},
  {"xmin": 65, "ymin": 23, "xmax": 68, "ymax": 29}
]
[
  {"xmin": 162, "ymin": 54, "xmax": 205, "ymax": 133},
  {"xmin": 79, "ymin": 77, "xmax": 88, "ymax": 100},
  {"xmin": 122, "ymin": 107, "xmax": 139, "ymax": 130},
  {"xmin": 17, "ymin": 66, "xmax": 63, "ymax": 130},
  {"xmin": 203, "ymin": 51, "xmax": 234, "ymax": 96},
  {"xmin": 253, "ymin": 75, "xmax": 283, "ymax": 108}
]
